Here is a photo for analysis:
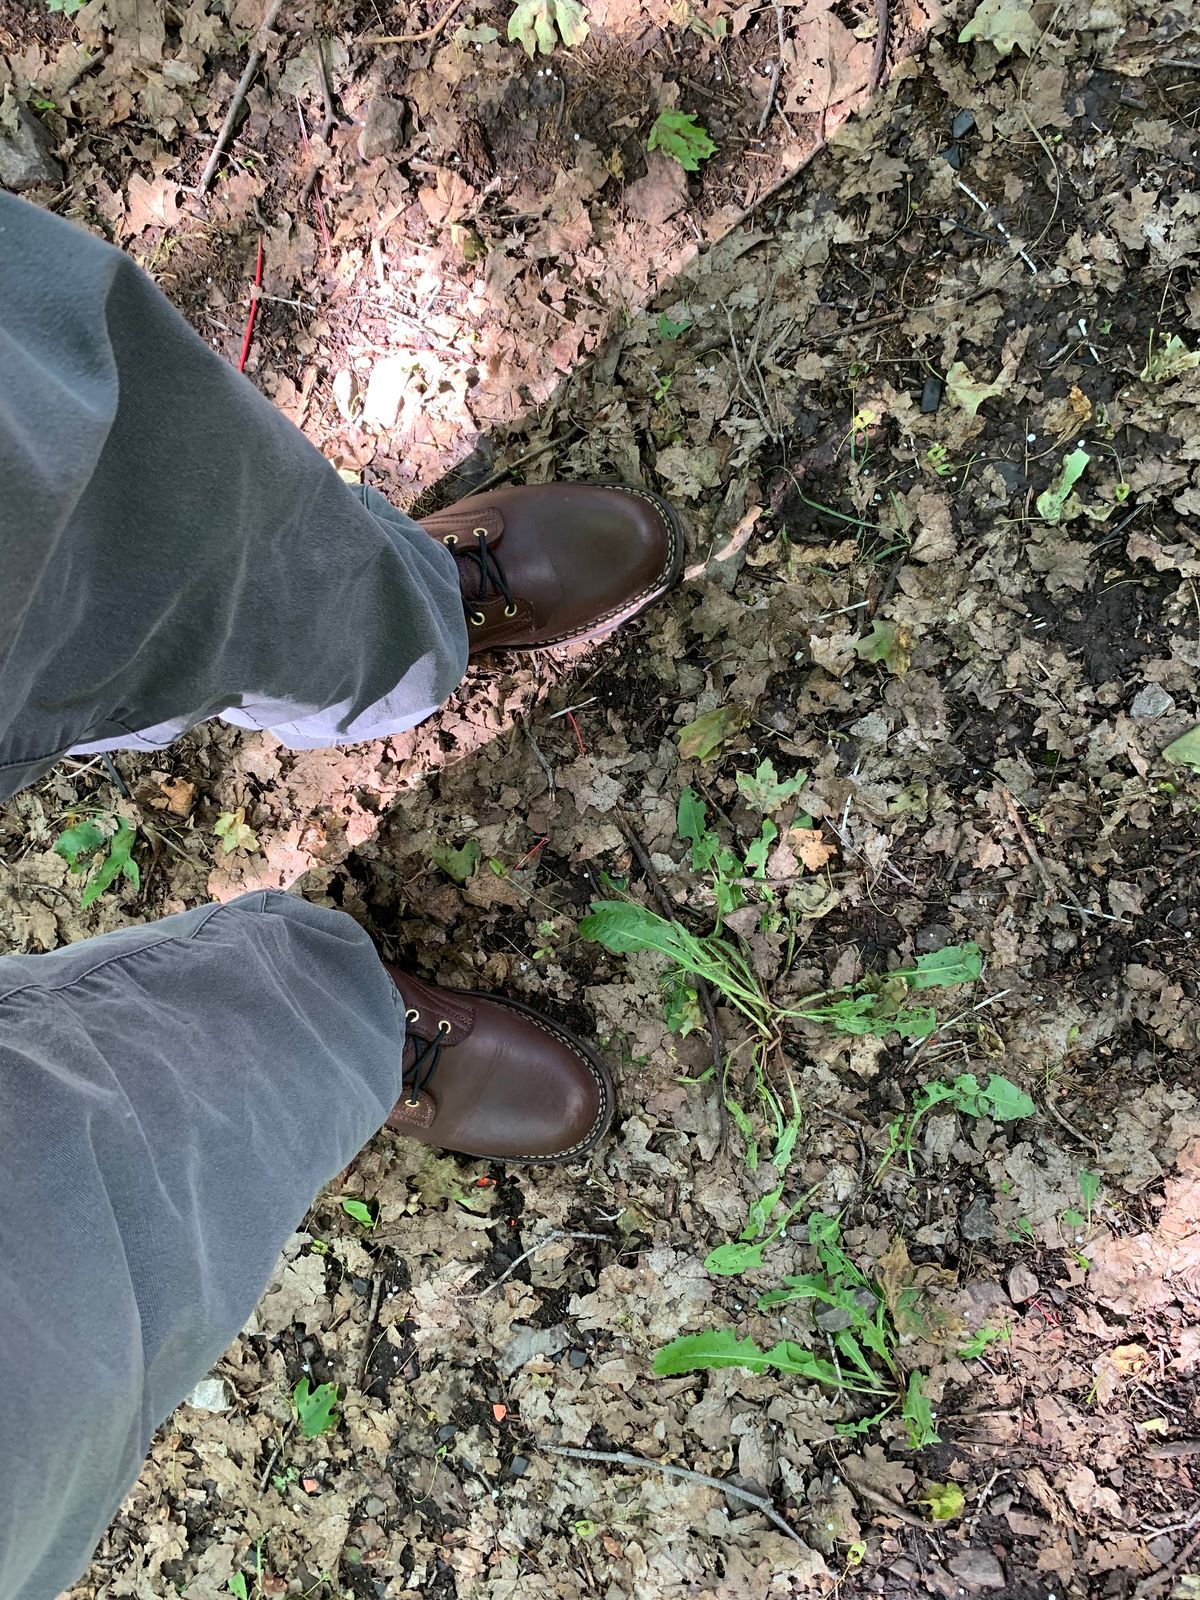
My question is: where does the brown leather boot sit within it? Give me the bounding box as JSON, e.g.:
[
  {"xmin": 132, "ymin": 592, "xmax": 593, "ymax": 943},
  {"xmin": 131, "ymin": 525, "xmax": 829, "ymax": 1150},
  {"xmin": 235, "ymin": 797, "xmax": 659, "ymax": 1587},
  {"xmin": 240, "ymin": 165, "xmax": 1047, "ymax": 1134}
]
[
  {"xmin": 419, "ymin": 482, "xmax": 683, "ymax": 654},
  {"xmin": 382, "ymin": 967, "xmax": 615, "ymax": 1162}
]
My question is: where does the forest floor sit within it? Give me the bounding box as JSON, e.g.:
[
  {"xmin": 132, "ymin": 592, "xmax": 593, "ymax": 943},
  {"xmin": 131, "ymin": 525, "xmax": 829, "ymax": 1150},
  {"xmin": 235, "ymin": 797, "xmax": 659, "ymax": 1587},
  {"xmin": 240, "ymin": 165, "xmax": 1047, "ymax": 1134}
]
[{"xmin": 2, "ymin": 0, "xmax": 1200, "ymax": 1596}]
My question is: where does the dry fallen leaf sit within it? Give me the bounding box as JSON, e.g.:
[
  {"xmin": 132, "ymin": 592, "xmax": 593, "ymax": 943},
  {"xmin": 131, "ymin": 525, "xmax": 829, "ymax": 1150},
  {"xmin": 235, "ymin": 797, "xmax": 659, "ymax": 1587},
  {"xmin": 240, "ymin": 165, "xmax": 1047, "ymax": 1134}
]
[{"xmin": 789, "ymin": 824, "xmax": 836, "ymax": 872}]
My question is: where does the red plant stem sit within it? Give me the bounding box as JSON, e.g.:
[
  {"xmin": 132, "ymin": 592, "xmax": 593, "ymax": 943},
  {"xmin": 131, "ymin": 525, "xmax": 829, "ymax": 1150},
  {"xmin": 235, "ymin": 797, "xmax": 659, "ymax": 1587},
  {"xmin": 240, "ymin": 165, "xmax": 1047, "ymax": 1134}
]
[
  {"xmin": 565, "ymin": 710, "xmax": 586, "ymax": 754},
  {"xmin": 237, "ymin": 236, "xmax": 264, "ymax": 373}
]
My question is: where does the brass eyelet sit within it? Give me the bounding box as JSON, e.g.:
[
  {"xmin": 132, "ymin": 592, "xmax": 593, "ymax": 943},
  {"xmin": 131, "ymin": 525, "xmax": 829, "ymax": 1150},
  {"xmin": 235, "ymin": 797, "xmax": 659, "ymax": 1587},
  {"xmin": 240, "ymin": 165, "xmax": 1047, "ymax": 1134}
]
[
  {"xmin": 469, "ymin": 610, "xmax": 486, "ymax": 627},
  {"xmin": 405, "ymin": 1007, "xmax": 420, "ymax": 1023},
  {"xmin": 472, "ymin": 525, "xmax": 488, "ymax": 538},
  {"xmin": 437, "ymin": 1018, "xmax": 452, "ymax": 1034},
  {"xmin": 405, "ymin": 1095, "xmax": 420, "ymax": 1107},
  {"xmin": 442, "ymin": 533, "xmax": 458, "ymax": 546},
  {"xmin": 503, "ymin": 603, "xmax": 518, "ymax": 618}
]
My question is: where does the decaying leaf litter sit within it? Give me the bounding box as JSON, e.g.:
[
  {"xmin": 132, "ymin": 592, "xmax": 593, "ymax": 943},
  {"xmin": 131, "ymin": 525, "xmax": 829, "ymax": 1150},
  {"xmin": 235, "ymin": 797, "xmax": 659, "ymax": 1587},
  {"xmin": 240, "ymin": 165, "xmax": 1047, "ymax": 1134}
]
[{"xmin": 2, "ymin": 0, "xmax": 1200, "ymax": 1594}]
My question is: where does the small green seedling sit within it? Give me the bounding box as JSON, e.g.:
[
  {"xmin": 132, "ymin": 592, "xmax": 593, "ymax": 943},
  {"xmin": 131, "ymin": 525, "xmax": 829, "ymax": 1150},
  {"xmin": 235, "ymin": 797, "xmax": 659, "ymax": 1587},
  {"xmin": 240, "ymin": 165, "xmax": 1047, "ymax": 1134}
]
[
  {"xmin": 656, "ymin": 1211, "xmax": 942, "ymax": 1447},
  {"xmin": 876, "ymin": 1071, "xmax": 1035, "ymax": 1183},
  {"xmin": 214, "ymin": 807, "xmax": 259, "ymax": 854},
  {"xmin": 507, "ymin": 0, "xmax": 589, "ymax": 56},
  {"xmin": 647, "ymin": 109, "xmax": 716, "ymax": 171},
  {"xmin": 431, "ymin": 838, "xmax": 481, "ymax": 883},
  {"xmin": 293, "ymin": 1378, "xmax": 340, "ymax": 1439},
  {"xmin": 47, "ymin": 0, "xmax": 87, "ymax": 12},
  {"xmin": 959, "ymin": 1324, "xmax": 1009, "ymax": 1359},
  {"xmin": 657, "ymin": 311, "xmax": 692, "ymax": 340},
  {"xmin": 54, "ymin": 815, "xmax": 141, "ymax": 909},
  {"xmin": 340, "ymin": 1197, "xmax": 376, "ymax": 1231}
]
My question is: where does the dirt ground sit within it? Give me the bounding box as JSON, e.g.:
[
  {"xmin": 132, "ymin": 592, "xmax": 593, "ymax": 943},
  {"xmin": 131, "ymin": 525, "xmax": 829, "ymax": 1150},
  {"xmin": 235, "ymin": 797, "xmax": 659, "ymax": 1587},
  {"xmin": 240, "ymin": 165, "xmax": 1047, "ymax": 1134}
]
[{"xmin": 3, "ymin": 0, "xmax": 1200, "ymax": 1596}]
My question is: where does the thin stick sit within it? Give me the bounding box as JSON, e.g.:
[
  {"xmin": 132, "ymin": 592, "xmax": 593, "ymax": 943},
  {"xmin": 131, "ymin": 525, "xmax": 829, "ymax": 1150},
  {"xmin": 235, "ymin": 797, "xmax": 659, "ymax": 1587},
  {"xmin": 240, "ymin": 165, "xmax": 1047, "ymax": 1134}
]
[
  {"xmin": 258, "ymin": 1418, "xmax": 295, "ymax": 1494},
  {"xmin": 869, "ymin": 0, "xmax": 890, "ymax": 91},
  {"xmin": 999, "ymin": 786, "xmax": 1089, "ymax": 920},
  {"xmin": 237, "ymin": 237, "xmax": 264, "ymax": 372},
  {"xmin": 756, "ymin": 6, "xmax": 786, "ymax": 135},
  {"xmin": 197, "ymin": 0, "xmax": 286, "ymax": 195},
  {"xmin": 354, "ymin": 0, "xmax": 465, "ymax": 46},
  {"xmin": 354, "ymin": 1272, "xmax": 387, "ymax": 1389},
  {"xmin": 465, "ymin": 431, "xmax": 580, "ymax": 497},
  {"xmin": 541, "ymin": 1443, "xmax": 807, "ymax": 1546},
  {"xmin": 300, "ymin": 36, "xmax": 337, "ymax": 205},
  {"xmin": 295, "ymin": 98, "xmax": 333, "ymax": 263},
  {"xmin": 954, "ymin": 178, "xmax": 1038, "ymax": 274},
  {"xmin": 1042, "ymin": 1093, "xmax": 1100, "ymax": 1157},
  {"xmin": 616, "ymin": 812, "xmax": 729, "ymax": 1144},
  {"xmin": 470, "ymin": 1229, "xmax": 611, "ymax": 1297},
  {"xmin": 519, "ymin": 714, "xmax": 555, "ymax": 796}
]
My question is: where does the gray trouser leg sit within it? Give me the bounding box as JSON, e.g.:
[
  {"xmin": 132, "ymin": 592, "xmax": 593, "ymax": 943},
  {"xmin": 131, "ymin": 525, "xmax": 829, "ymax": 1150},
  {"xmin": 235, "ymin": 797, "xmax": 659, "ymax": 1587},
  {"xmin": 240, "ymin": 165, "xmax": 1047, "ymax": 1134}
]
[
  {"xmin": 0, "ymin": 192, "xmax": 468, "ymax": 802},
  {"xmin": 0, "ymin": 892, "xmax": 406, "ymax": 1600}
]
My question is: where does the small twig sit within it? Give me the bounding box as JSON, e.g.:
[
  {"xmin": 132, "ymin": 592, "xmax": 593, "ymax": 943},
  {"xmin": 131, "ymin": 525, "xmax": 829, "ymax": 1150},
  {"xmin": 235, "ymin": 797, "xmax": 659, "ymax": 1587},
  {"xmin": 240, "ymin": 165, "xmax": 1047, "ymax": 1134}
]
[
  {"xmin": 100, "ymin": 753, "xmax": 130, "ymax": 798},
  {"xmin": 258, "ymin": 1418, "xmax": 295, "ymax": 1494},
  {"xmin": 519, "ymin": 714, "xmax": 555, "ymax": 796},
  {"xmin": 999, "ymin": 786, "xmax": 1083, "ymax": 915},
  {"xmin": 541, "ymin": 1444, "xmax": 807, "ymax": 1546},
  {"xmin": 354, "ymin": 1272, "xmax": 387, "ymax": 1389},
  {"xmin": 197, "ymin": 0, "xmax": 286, "ymax": 195},
  {"xmin": 756, "ymin": 6, "xmax": 786, "ymax": 135},
  {"xmin": 869, "ymin": 0, "xmax": 890, "ymax": 91},
  {"xmin": 616, "ymin": 812, "xmax": 729, "ymax": 1144},
  {"xmin": 954, "ymin": 178, "xmax": 1038, "ymax": 274},
  {"xmin": 1042, "ymin": 1094, "xmax": 1100, "ymax": 1157},
  {"xmin": 851, "ymin": 1480, "xmax": 932, "ymax": 1531},
  {"xmin": 237, "ymin": 237, "xmax": 264, "ymax": 372},
  {"xmin": 300, "ymin": 37, "xmax": 337, "ymax": 205},
  {"xmin": 469, "ymin": 1229, "xmax": 611, "ymax": 1298},
  {"xmin": 354, "ymin": 0, "xmax": 465, "ymax": 46},
  {"xmin": 464, "ymin": 430, "xmax": 581, "ymax": 498},
  {"xmin": 295, "ymin": 99, "xmax": 333, "ymax": 264}
]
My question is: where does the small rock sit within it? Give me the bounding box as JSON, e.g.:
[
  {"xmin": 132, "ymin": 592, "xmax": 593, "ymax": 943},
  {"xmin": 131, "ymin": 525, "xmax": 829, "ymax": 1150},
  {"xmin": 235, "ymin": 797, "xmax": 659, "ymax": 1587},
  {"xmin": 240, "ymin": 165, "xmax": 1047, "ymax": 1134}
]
[
  {"xmin": 939, "ymin": 143, "xmax": 963, "ymax": 171},
  {"xmin": 920, "ymin": 376, "xmax": 944, "ymax": 413},
  {"xmin": 916, "ymin": 922, "xmax": 954, "ymax": 952},
  {"xmin": 436, "ymin": 1423, "xmax": 458, "ymax": 1443},
  {"xmin": 185, "ymin": 1377, "xmax": 233, "ymax": 1412},
  {"xmin": 358, "ymin": 96, "xmax": 408, "ymax": 161},
  {"xmin": 951, "ymin": 108, "xmax": 977, "ymax": 139},
  {"xmin": 507, "ymin": 1454, "xmax": 529, "ymax": 1477},
  {"xmin": 568, "ymin": 1348, "xmax": 588, "ymax": 1369},
  {"xmin": 949, "ymin": 1548, "xmax": 1006, "ymax": 1590},
  {"xmin": 1130, "ymin": 683, "xmax": 1175, "ymax": 720},
  {"xmin": 1167, "ymin": 905, "xmax": 1190, "ymax": 929},
  {"xmin": 0, "ymin": 105, "xmax": 63, "ymax": 193},
  {"xmin": 960, "ymin": 1193, "xmax": 995, "ymax": 1243},
  {"xmin": 362, "ymin": 354, "xmax": 408, "ymax": 431},
  {"xmin": 1007, "ymin": 1262, "xmax": 1039, "ymax": 1303}
]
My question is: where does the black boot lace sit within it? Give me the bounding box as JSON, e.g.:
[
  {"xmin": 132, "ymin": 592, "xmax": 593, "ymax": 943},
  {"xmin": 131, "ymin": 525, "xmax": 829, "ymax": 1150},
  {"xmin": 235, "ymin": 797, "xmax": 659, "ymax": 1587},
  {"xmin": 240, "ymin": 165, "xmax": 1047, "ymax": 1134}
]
[
  {"xmin": 402, "ymin": 1007, "xmax": 452, "ymax": 1105},
  {"xmin": 460, "ymin": 528, "xmax": 518, "ymax": 628}
]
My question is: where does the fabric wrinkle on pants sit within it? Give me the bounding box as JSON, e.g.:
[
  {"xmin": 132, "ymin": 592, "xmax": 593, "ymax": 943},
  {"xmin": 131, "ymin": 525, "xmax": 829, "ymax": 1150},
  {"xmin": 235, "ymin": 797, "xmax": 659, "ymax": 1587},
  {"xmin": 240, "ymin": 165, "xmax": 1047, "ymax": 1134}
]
[
  {"xmin": 0, "ymin": 191, "xmax": 469, "ymax": 801},
  {"xmin": 0, "ymin": 892, "xmax": 408, "ymax": 1600}
]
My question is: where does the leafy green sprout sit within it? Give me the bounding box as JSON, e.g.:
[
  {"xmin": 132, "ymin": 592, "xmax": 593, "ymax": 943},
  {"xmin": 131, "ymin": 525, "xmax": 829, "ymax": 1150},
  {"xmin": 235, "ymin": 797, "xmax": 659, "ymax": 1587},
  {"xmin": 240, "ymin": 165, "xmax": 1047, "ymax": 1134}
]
[
  {"xmin": 340, "ymin": 1197, "xmax": 376, "ymax": 1231},
  {"xmin": 874, "ymin": 1071, "xmax": 1036, "ymax": 1184},
  {"xmin": 293, "ymin": 1378, "xmax": 340, "ymax": 1439},
  {"xmin": 227, "ymin": 1538, "xmax": 265, "ymax": 1600},
  {"xmin": 1061, "ymin": 1168, "xmax": 1102, "ymax": 1266},
  {"xmin": 53, "ymin": 815, "xmax": 141, "ymax": 909},
  {"xmin": 647, "ymin": 109, "xmax": 716, "ymax": 171},
  {"xmin": 657, "ymin": 311, "xmax": 693, "ymax": 340},
  {"xmin": 655, "ymin": 1211, "xmax": 942, "ymax": 1448}
]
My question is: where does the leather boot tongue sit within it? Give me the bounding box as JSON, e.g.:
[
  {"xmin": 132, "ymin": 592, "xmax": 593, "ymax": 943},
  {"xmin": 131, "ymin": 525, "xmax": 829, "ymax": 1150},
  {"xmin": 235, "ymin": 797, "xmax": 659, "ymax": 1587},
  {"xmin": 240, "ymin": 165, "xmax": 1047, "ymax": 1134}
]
[{"xmin": 419, "ymin": 502, "xmax": 505, "ymax": 554}]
